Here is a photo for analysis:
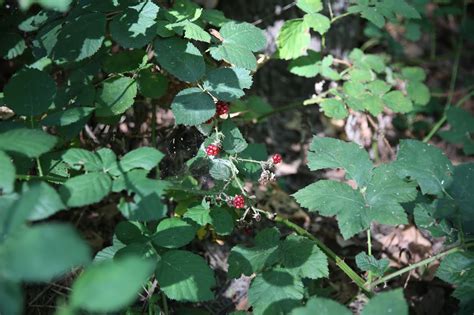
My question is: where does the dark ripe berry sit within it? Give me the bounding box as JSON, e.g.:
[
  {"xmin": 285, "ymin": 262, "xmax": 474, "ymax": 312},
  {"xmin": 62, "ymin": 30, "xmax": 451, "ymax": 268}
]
[
  {"xmin": 216, "ymin": 101, "xmax": 230, "ymax": 116},
  {"xmin": 206, "ymin": 144, "xmax": 220, "ymax": 156},
  {"xmin": 232, "ymin": 194, "xmax": 245, "ymax": 209},
  {"xmin": 272, "ymin": 153, "xmax": 282, "ymax": 164}
]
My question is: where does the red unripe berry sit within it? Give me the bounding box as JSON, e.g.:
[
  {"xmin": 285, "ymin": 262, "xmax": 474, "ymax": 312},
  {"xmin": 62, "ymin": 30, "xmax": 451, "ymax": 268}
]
[
  {"xmin": 272, "ymin": 153, "xmax": 282, "ymax": 164},
  {"xmin": 216, "ymin": 101, "xmax": 229, "ymax": 116},
  {"xmin": 206, "ymin": 144, "xmax": 220, "ymax": 156},
  {"xmin": 232, "ymin": 194, "xmax": 245, "ymax": 209}
]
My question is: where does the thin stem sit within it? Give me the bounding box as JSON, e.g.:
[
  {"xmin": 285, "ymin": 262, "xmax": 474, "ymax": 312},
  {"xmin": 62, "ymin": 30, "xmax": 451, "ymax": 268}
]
[
  {"xmin": 274, "ymin": 215, "xmax": 373, "ymax": 297},
  {"xmin": 370, "ymin": 244, "xmax": 471, "ymax": 288},
  {"xmin": 161, "ymin": 292, "xmax": 169, "ymax": 315},
  {"xmin": 327, "ymin": 0, "xmax": 334, "ymax": 20},
  {"xmin": 367, "ymin": 229, "xmax": 372, "ymax": 285},
  {"xmin": 16, "ymin": 174, "xmax": 66, "ymax": 184},
  {"xmin": 330, "ymin": 12, "xmax": 352, "ymax": 24}
]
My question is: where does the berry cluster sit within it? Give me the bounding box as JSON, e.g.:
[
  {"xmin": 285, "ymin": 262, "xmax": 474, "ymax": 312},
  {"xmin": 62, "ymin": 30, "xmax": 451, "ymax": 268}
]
[
  {"xmin": 206, "ymin": 144, "xmax": 220, "ymax": 156},
  {"xmin": 216, "ymin": 101, "xmax": 229, "ymax": 116},
  {"xmin": 232, "ymin": 194, "xmax": 245, "ymax": 209},
  {"xmin": 272, "ymin": 153, "xmax": 282, "ymax": 164}
]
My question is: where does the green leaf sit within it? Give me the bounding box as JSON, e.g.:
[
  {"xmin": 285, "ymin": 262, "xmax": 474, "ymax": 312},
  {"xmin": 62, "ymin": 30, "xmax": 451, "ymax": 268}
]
[
  {"xmin": 209, "ymin": 22, "xmax": 265, "ymax": 71},
  {"xmin": 0, "ymin": 151, "xmax": 15, "ymax": 194},
  {"xmin": 355, "ymin": 252, "xmax": 389, "ymax": 277},
  {"xmin": 154, "ymin": 37, "xmax": 205, "ymax": 82},
  {"xmin": 4, "ymin": 68, "xmax": 56, "ymax": 116},
  {"xmin": 209, "ymin": 208, "xmax": 234, "ymax": 235},
  {"xmin": 152, "ymin": 218, "xmax": 195, "ymax": 249},
  {"xmin": 171, "ymin": 87, "xmax": 215, "ymax": 126},
  {"xmin": 228, "ymin": 228, "xmax": 281, "ymax": 277},
  {"xmin": 304, "ymin": 13, "xmax": 330, "ymax": 35},
  {"xmin": 202, "ymin": 9, "xmax": 229, "ymax": 27},
  {"xmin": 291, "ymin": 297, "xmax": 351, "ymax": 315},
  {"xmin": 61, "ymin": 172, "xmax": 112, "ymax": 207},
  {"xmin": 183, "ymin": 21, "xmax": 211, "ymax": 43},
  {"xmin": 0, "ymin": 128, "xmax": 57, "ymax": 158},
  {"xmin": 18, "ymin": 0, "xmax": 72, "ymax": 12},
  {"xmin": 248, "ymin": 268, "xmax": 304, "ymax": 315},
  {"xmin": 62, "ymin": 148, "xmax": 103, "ymax": 172},
  {"xmin": 222, "ymin": 119, "xmax": 248, "ymax": 154},
  {"xmin": 0, "ymin": 280, "xmax": 23, "ymax": 315},
  {"xmin": 439, "ymin": 108, "xmax": 474, "ymax": 155},
  {"xmin": 293, "ymin": 180, "xmax": 368, "ymax": 239},
  {"xmin": 115, "ymin": 221, "xmax": 146, "ymax": 245},
  {"xmin": 394, "ymin": 140, "xmax": 453, "ymax": 195},
  {"xmin": 52, "ymin": 12, "xmax": 106, "ymax": 62},
  {"xmin": 110, "ymin": 1, "xmax": 159, "ymax": 48},
  {"xmin": 70, "ymin": 256, "xmax": 154, "ymax": 312},
  {"xmin": 0, "ymin": 223, "xmax": 91, "ymax": 282},
  {"xmin": 209, "ymin": 158, "xmax": 233, "ymax": 181},
  {"xmin": 401, "ymin": 67, "xmax": 426, "ymax": 81},
  {"xmin": 361, "ymin": 289, "xmax": 408, "ymax": 315},
  {"xmin": 407, "ymin": 82, "xmax": 430, "ymax": 106},
  {"xmin": 288, "ymin": 50, "xmax": 322, "ymax": 78},
  {"xmin": 116, "ymin": 147, "xmax": 164, "ymax": 173},
  {"xmin": 296, "ymin": 0, "xmax": 323, "ymax": 13},
  {"xmin": 137, "ymin": 69, "xmax": 169, "ymax": 99},
  {"xmin": 320, "ymin": 99, "xmax": 348, "ymax": 119},
  {"xmin": 382, "ymin": 91, "xmax": 413, "ymax": 113},
  {"xmin": 449, "ymin": 163, "xmax": 474, "ymax": 235},
  {"xmin": 280, "ymin": 235, "xmax": 328, "ymax": 279},
  {"xmin": 95, "ymin": 77, "xmax": 138, "ymax": 117},
  {"xmin": 413, "ymin": 204, "xmax": 454, "ymax": 238},
  {"xmin": 156, "ymin": 250, "xmax": 215, "ymax": 302},
  {"xmin": 277, "ymin": 19, "xmax": 310, "ymax": 60},
  {"xmin": 306, "ymin": 137, "xmax": 373, "ymax": 186},
  {"xmin": 183, "ymin": 203, "xmax": 212, "ymax": 226},
  {"xmin": 42, "ymin": 107, "xmax": 94, "ymax": 127},
  {"xmin": 102, "ymin": 50, "xmax": 146, "ymax": 73},
  {"xmin": 0, "ymin": 33, "xmax": 26, "ymax": 60},
  {"xmin": 25, "ymin": 182, "xmax": 66, "ymax": 221},
  {"xmin": 203, "ymin": 67, "xmax": 253, "ymax": 102}
]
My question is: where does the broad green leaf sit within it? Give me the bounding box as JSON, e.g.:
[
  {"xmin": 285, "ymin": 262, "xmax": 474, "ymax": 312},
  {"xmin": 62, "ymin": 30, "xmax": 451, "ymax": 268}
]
[
  {"xmin": 449, "ymin": 163, "xmax": 474, "ymax": 235},
  {"xmin": 156, "ymin": 250, "xmax": 215, "ymax": 302},
  {"xmin": 407, "ymin": 82, "xmax": 430, "ymax": 106},
  {"xmin": 18, "ymin": 0, "xmax": 72, "ymax": 12},
  {"xmin": 4, "ymin": 68, "xmax": 56, "ymax": 116},
  {"xmin": 115, "ymin": 221, "xmax": 146, "ymax": 245},
  {"xmin": 320, "ymin": 99, "xmax": 348, "ymax": 119},
  {"xmin": 52, "ymin": 12, "xmax": 106, "ymax": 62},
  {"xmin": 96, "ymin": 148, "xmax": 118, "ymax": 173},
  {"xmin": 277, "ymin": 19, "xmax": 310, "ymax": 60},
  {"xmin": 293, "ymin": 180, "xmax": 368, "ymax": 239},
  {"xmin": 0, "ymin": 128, "xmax": 57, "ymax": 158},
  {"xmin": 349, "ymin": 49, "xmax": 385, "ymax": 72},
  {"xmin": 228, "ymin": 228, "xmax": 281, "ymax": 277},
  {"xmin": 116, "ymin": 147, "xmax": 164, "ymax": 173},
  {"xmin": 248, "ymin": 268, "xmax": 304, "ymax": 315},
  {"xmin": 152, "ymin": 218, "xmax": 195, "ymax": 249},
  {"xmin": 437, "ymin": 252, "xmax": 474, "ymax": 285},
  {"xmin": 304, "ymin": 13, "xmax": 330, "ymax": 35},
  {"xmin": 70, "ymin": 256, "xmax": 154, "ymax": 312},
  {"xmin": 0, "ymin": 279, "xmax": 23, "ymax": 315},
  {"xmin": 93, "ymin": 242, "xmax": 125, "ymax": 263},
  {"xmin": 0, "ymin": 151, "xmax": 15, "ymax": 194},
  {"xmin": 61, "ymin": 172, "xmax": 112, "ymax": 207},
  {"xmin": 394, "ymin": 140, "xmax": 453, "ymax": 195},
  {"xmin": 154, "ymin": 37, "xmax": 205, "ymax": 82},
  {"xmin": 18, "ymin": 11, "xmax": 51, "ymax": 32},
  {"xmin": 209, "ymin": 22, "xmax": 265, "ymax": 71},
  {"xmin": 95, "ymin": 77, "xmax": 138, "ymax": 117},
  {"xmin": 62, "ymin": 148, "xmax": 103, "ymax": 171},
  {"xmin": 25, "ymin": 182, "xmax": 66, "ymax": 221},
  {"xmin": 296, "ymin": 0, "xmax": 323, "ymax": 13},
  {"xmin": 183, "ymin": 21, "xmax": 211, "ymax": 43},
  {"xmin": 137, "ymin": 69, "xmax": 169, "ymax": 99},
  {"xmin": 202, "ymin": 9, "xmax": 229, "ymax": 27},
  {"xmin": 280, "ymin": 235, "xmax": 328, "ymax": 279},
  {"xmin": 42, "ymin": 107, "xmax": 94, "ymax": 127},
  {"xmin": 439, "ymin": 108, "xmax": 474, "ymax": 155},
  {"xmin": 306, "ymin": 137, "xmax": 373, "ymax": 186},
  {"xmin": 183, "ymin": 203, "xmax": 212, "ymax": 226},
  {"xmin": 203, "ymin": 67, "xmax": 253, "ymax": 102},
  {"xmin": 291, "ymin": 297, "xmax": 351, "ymax": 315},
  {"xmin": 118, "ymin": 193, "xmax": 166, "ymax": 222},
  {"xmin": 414, "ymin": 204, "xmax": 454, "ymax": 238},
  {"xmin": 382, "ymin": 90, "xmax": 413, "ymax": 113},
  {"xmin": 171, "ymin": 87, "xmax": 215, "ymax": 126},
  {"xmin": 222, "ymin": 119, "xmax": 248, "ymax": 154},
  {"xmin": 367, "ymin": 80, "xmax": 391, "ymax": 95},
  {"xmin": 0, "ymin": 223, "xmax": 91, "ymax": 282},
  {"xmin": 102, "ymin": 50, "xmax": 146, "ymax": 73},
  {"xmin": 209, "ymin": 208, "xmax": 234, "ymax": 235},
  {"xmin": 110, "ymin": 1, "xmax": 159, "ymax": 48},
  {"xmin": 401, "ymin": 67, "xmax": 426, "ymax": 81},
  {"xmin": 288, "ymin": 51, "xmax": 322, "ymax": 78},
  {"xmin": 0, "ymin": 33, "xmax": 26, "ymax": 60},
  {"xmin": 361, "ymin": 289, "xmax": 408, "ymax": 315},
  {"xmin": 355, "ymin": 252, "xmax": 389, "ymax": 277},
  {"xmin": 209, "ymin": 158, "xmax": 233, "ymax": 181},
  {"xmin": 362, "ymin": 94, "xmax": 385, "ymax": 116}
]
